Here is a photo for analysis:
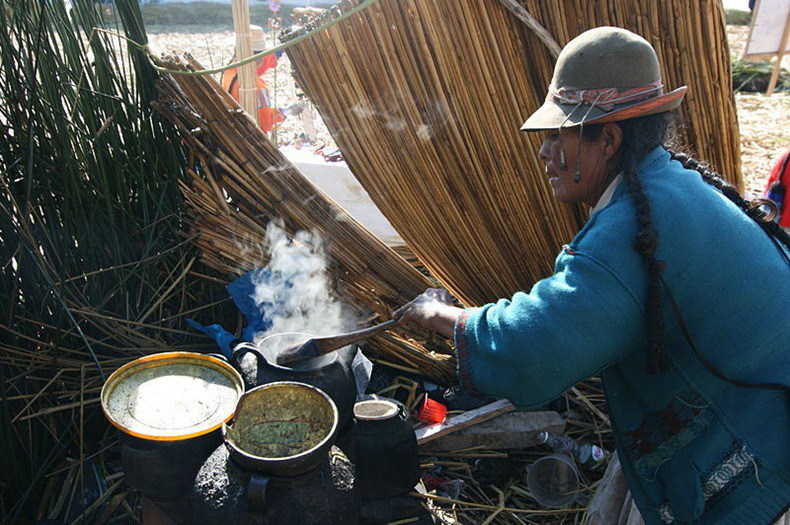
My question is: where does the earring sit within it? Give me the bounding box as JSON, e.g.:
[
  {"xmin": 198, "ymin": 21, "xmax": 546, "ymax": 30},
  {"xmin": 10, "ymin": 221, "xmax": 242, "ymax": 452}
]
[{"xmin": 559, "ymin": 149, "xmax": 567, "ymax": 171}]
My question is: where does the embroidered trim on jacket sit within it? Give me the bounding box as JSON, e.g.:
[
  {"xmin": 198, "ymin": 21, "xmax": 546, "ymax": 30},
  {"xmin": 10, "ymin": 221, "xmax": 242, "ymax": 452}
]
[
  {"xmin": 656, "ymin": 442, "xmax": 757, "ymax": 524},
  {"xmin": 455, "ymin": 309, "xmax": 475, "ymax": 390},
  {"xmin": 702, "ymin": 443, "xmax": 755, "ymax": 506},
  {"xmin": 657, "ymin": 504, "xmax": 675, "ymax": 524},
  {"xmin": 621, "ymin": 390, "xmax": 710, "ymax": 481}
]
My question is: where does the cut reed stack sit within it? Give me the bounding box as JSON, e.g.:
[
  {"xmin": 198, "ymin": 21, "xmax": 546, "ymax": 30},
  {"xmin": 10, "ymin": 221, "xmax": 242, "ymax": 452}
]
[
  {"xmin": 154, "ymin": 57, "xmax": 456, "ymax": 384},
  {"xmin": 283, "ymin": 0, "xmax": 741, "ymax": 306}
]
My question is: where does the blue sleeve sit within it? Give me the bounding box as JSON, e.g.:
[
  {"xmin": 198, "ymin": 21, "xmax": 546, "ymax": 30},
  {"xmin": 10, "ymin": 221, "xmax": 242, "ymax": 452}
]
[{"xmin": 454, "ymin": 249, "xmax": 646, "ymax": 409}]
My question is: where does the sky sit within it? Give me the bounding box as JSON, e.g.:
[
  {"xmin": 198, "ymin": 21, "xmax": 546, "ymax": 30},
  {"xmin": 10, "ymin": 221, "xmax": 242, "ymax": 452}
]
[{"xmin": 722, "ymin": 0, "xmax": 751, "ymax": 9}]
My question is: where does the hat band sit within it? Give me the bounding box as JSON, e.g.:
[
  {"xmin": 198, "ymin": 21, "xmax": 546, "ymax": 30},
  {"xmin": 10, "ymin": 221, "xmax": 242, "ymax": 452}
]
[{"xmin": 550, "ymin": 80, "xmax": 664, "ymax": 112}]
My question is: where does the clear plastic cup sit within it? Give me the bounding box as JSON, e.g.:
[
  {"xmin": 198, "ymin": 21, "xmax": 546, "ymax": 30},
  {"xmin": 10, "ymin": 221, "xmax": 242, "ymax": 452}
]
[{"xmin": 525, "ymin": 453, "xmax": 580, "ymax": 508}]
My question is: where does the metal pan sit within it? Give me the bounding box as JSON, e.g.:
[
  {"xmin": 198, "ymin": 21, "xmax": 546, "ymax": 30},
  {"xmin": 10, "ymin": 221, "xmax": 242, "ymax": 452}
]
[{"xmin": 101, "ymin": 352, "xmax": 245, "ymax": 500}]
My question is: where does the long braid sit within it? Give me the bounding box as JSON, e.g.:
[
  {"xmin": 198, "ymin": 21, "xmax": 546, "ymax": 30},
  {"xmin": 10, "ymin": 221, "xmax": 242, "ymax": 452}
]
[
  {"xmin": 617, "ymin": 119, "xmax": 670, "ymax": 374},
  {"xmin": 584, "ymin": 115, "xmax": 789, "ymax": 376},
  {"xmin": 668, "ymin": 151, "xmax": 790, "ymax": 250},
  {"xmin": 583, "ymin": 115, "xmax": 671, "ymax": 373},
  {"xmin": 621, "ymin": 162, "xmax": 669, "ymax": 374}
]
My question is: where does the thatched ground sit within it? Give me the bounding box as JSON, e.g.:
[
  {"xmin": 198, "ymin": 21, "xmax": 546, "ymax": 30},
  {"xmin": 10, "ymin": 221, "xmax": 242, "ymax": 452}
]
[
  {"xmin": 727, "ymin": 25, "xmax": 790, "ymax": 196},
  {"xmin": 147, "ymin": 25, "xmax": 341, "ymax": 152},
  {"xmin": 146, "ymin": 23, "xmax": 789, "ymax": 199}
]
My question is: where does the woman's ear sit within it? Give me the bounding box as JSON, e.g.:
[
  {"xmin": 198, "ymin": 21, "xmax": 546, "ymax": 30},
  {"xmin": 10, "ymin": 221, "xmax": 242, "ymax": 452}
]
[{"xmin": 601, "ymin": 123, "xmax": 623, "ymax": 162}]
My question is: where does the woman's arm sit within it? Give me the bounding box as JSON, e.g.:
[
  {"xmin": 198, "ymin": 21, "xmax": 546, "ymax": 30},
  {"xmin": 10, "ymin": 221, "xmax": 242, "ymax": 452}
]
[
  {"xmin": 399, "ymin": 251, "xmax": 646, "ymax": 408},
  {"xmin": 393, "ymin": 288, "xmax": 463, "ymax": 338}
]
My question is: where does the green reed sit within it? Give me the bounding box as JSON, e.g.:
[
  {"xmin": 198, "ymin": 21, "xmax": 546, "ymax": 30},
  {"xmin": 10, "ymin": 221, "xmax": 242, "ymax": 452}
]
[{"xmin": 0, "ymin": 1, "xmax": 231, "ymax": 521}]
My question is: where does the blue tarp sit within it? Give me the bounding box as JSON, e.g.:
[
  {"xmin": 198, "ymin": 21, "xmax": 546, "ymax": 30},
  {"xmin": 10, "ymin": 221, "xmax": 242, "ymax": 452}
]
[{"xmin": 186, "ymin": 269, "xmax": 278, "ymax": 358}]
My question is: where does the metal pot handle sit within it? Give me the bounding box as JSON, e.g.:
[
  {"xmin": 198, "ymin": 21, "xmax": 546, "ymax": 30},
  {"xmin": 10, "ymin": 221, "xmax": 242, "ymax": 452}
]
[
  {"xmin": 231, "ymin": 342, "xmax": 268, "ymax": 372},
  {"xmin": 246, "ymin": 473, "xmax": 270, "ymax": 514}
]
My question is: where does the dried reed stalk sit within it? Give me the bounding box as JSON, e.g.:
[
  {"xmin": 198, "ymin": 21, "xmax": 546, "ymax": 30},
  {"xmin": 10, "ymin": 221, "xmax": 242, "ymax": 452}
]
[
  {"xmin": 154, "ymin": 56, "xmax": 456, "ymax": 384},
  {"xmin": 283, "ymin": 0, "xmax": 741, "ymax": 306}
]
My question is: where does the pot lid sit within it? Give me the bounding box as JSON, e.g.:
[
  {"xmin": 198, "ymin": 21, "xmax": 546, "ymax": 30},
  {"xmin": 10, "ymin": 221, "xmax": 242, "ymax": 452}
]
[
  {"xmin": 101, "ymin": 352, "xmax": 244, "ymax": 441},
  {"xmin": 354, "ymin": 399, "xmax": 399, "ymax": 420}
]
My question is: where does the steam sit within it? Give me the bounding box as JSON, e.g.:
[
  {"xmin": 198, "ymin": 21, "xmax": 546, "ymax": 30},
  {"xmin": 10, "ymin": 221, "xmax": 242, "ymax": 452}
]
[
  {"xmin": 351, "ymin": 99, "xmax": 454, "ymax": 141},
  {"xmin": 351, "ymin": 103, "xmax": 407, "ymax": 131},
  {"xmin": 416, "ymin": 124, "xmax": 432, "ymax": 141},
  {"xmin": 250, "ymin": 221, "xmax": 358, "ymax": 362}
]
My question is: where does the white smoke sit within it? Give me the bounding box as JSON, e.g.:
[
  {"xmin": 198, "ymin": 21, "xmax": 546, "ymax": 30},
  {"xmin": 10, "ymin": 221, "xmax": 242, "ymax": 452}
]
[
  {"xmin": 250, "ymin": 221, "xmax": 358, "ymax": 361},
  {"xmin": 351, "ymin": 103, "xmax": 407, "ymax": 132}
]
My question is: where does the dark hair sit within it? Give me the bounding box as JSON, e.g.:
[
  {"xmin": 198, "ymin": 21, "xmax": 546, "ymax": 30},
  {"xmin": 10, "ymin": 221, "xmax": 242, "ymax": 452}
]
[{"xmin": 581, "ymin": 114, "xmax": 790, "ymax": 374}]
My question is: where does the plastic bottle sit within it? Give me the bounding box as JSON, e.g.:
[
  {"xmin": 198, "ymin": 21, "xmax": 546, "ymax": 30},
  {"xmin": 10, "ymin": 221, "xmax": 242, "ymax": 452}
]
[{"xmin": 537, "ymin": 431, "xmax": 608, "ymax": 468}]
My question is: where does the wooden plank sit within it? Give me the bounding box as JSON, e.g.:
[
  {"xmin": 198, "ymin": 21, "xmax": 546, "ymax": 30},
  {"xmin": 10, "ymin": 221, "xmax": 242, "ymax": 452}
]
[
  {"xmin": 415, "ymin": 399, "xmax": 515, "ymax": 445},
  {"xmin": 586, "ymin": 452, "xmax": 629, "ymax": 525},
  {"xmin": 419, "ymin": 410, "xmax": 565, "ymax": 451},
  {"xmin": 142, "ymin": 498, "xmax": 179, "ymax": 525},
  {"xmin": 95, "ymin": 492, "xmax": 128, "ymax": 525},
  {"xmin": 767, "ymin": 14, "xmax": 790, "ymax": 96}
]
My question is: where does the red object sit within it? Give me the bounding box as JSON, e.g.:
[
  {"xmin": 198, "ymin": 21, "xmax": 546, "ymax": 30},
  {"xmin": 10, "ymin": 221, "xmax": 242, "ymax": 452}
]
[
  {"xmin": 418, "ymin": 394, "xmax": 447, "ymax": 424},
  {"xmin": 256, "ymin": 53, "xmax": 278, "ymax": 76},
  {"xmin": 764, "ymin": 149, "xmax": 790, "ymax": 227},
  {"xmin": 420, "ymin": 474, "xmax": 449, "ymax": 491}
]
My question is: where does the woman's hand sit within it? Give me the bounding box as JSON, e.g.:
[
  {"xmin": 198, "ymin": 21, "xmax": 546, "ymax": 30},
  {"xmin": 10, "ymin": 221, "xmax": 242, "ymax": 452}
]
[{"xmin": 393, "ymin": 288, "xmax": 464, "ymax": 338}]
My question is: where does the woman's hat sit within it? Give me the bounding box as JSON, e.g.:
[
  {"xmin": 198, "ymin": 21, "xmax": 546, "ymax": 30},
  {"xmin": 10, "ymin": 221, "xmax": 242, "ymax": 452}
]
[
  {"xmin": 521, "ymin": 27, "xmax": 686, "ymax": 131},
  {"xmin": 250, "ymin": 25, "xmax": 267, "ymax": 52}
]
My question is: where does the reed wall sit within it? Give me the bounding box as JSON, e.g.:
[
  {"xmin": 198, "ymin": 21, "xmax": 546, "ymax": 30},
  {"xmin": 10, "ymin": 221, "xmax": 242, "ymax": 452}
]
[{"xmin": 284, "ymin": 0, "xmax": 741, "ymax": 305}]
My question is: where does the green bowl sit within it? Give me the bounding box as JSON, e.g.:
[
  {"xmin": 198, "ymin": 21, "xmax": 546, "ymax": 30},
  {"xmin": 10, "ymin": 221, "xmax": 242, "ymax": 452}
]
[{"xmin": 223, "ymin": 381, "xmax": 339, "ymax": 476}]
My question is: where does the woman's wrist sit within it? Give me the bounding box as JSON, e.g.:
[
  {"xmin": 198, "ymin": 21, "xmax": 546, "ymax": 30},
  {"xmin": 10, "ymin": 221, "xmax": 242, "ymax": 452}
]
[{"xmin": 428, "ymin": 305, "xmax": 464, "ymax": 339}]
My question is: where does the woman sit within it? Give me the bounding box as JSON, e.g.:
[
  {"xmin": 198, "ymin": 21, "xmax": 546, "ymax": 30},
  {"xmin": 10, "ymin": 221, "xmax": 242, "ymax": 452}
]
[
  {"xmin": 396, "ymin": 28, "xmax": 790, "ymax": 524},
  {"xmin": 220, "ymin": 25, "xmax": 301, "ymax": 134}
]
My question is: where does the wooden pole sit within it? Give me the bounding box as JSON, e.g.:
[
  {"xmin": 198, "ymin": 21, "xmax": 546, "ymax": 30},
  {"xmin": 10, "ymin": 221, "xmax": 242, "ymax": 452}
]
[
  {"xmin": 231, "ymin": 0, "xmax": 259, "ymax": 124},
  {"xmin": 766, "ymin": 13, "xmax": 790, "ymax": 97}
]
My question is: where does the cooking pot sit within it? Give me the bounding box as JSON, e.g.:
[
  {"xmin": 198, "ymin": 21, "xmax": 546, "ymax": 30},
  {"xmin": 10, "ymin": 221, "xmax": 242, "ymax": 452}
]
[
  {"xmin": 231, "ymin": 333, "xmax": 356, "ymax": 428},
  {"xmin": 222, "ymin": 381, "xmax": 339, "ymax": 512},
  {"xmin": 101, "ymin": 352, "xmax": 245, "ymax": 500}
]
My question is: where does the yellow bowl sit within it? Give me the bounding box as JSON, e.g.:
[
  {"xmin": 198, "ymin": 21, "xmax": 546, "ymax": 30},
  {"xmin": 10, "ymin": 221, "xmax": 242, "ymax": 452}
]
[{"xmin": 101, "ymin": 352, "xmax": 245, "ymax": 442}]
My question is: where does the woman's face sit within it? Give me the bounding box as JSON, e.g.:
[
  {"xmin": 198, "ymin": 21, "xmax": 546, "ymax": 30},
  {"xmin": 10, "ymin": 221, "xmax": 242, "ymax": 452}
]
[{"xmin": 538, "ymin": 125, "xmax": 621, "ymax": 207}]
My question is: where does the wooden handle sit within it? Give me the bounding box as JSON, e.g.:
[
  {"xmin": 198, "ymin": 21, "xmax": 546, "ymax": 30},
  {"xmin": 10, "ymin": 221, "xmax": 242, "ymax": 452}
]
[{"xmin": 316, "ymin": 318, "xmax": 400, "ymax": 355}]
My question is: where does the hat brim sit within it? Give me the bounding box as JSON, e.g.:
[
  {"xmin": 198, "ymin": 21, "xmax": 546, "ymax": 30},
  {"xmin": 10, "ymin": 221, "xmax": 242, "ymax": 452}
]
[{"xmin": 520, "ymin": 86, "xmax": 687, "ymax": 131}]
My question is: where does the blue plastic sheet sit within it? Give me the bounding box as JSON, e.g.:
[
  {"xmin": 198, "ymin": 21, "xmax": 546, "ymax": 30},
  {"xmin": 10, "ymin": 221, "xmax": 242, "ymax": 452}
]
[{"xmin": 186, "ymin": 269, "xmax": 279, "ymax": 358}]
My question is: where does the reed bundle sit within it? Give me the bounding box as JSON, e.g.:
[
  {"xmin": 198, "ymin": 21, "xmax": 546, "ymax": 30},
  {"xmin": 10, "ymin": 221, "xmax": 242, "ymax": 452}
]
[
  {"xmin": 153, "ymin": 56, "xmax": 456, "ymax": 384},
  {"xmin": 283, "ymin": 0, "xmax": 741, "ymax": 306}
]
